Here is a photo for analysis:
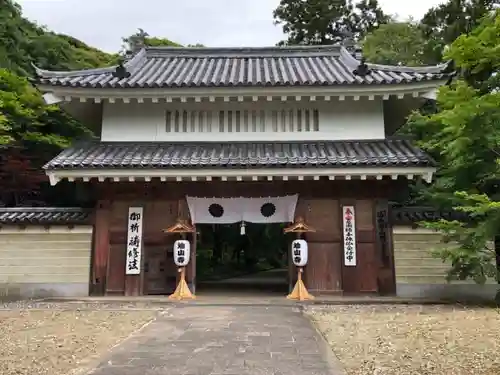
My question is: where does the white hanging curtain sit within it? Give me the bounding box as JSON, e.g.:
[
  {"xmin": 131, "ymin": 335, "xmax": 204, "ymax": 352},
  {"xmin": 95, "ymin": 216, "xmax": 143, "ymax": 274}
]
[
  {"xmin": 186, "ymin": 195, "xmax": 298, "ymax": 224},
  {"xmin": 186, "ymin": 197, "xmax": 243, "ymax": 224}
]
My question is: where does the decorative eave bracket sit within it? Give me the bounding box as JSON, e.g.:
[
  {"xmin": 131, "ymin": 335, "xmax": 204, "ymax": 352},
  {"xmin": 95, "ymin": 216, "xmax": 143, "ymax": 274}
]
[
  {"xmin": 284, "ymin": 217, "xmax": 316, "ymax": 233},
  {"xmin": 162, "ymin": 219, "xmax": 195, "ymax": 234}
]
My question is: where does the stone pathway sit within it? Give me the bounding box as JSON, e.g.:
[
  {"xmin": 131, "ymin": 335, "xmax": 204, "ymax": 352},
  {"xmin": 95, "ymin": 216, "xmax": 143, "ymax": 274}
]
[{"xmin": 86, "ymin": 305, "xmax": 342, "ymax": 375}]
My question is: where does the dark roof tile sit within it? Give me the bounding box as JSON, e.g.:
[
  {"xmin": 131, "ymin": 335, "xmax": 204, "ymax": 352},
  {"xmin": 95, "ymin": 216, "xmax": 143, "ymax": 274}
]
[
  {"xmin": 34, "ymin": 46, "xmax": 451, "ymax": 89},
  {"xmin": 0, "ymin": 208, "xmax": 91, "ymax": 225},
  {"xmin": 44, "ymin": 139, "xmax": 434, "ymax": 170}
]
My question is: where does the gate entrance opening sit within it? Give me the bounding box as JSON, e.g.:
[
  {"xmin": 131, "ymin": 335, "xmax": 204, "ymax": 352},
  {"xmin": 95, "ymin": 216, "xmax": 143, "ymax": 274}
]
[{"xmin": 195, "ymin": 222, "xmax": 290, "ymax": 295}]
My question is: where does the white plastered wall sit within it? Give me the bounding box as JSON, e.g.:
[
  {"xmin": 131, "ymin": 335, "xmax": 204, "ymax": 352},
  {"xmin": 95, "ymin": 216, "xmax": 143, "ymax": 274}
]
[{"xmin": 100, "ymin": 98, "xmax": 385, "ymax": 142}]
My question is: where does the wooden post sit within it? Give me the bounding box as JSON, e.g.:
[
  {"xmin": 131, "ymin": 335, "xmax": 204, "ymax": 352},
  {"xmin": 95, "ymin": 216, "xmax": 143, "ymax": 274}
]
[
  {"xmin": 191, "ymin": 227, "xmax": 197, "ymax": 294},
  {"xmin": 163, "ymin": 217, "xmax": 196, "ymax": 300},
  {"xmin": 284, "ymin": 218, "xmax": 315, "ymax": 301},
  {"xmin": 93, "ymin": 200, "xmax": 110, "ymax": 296}
]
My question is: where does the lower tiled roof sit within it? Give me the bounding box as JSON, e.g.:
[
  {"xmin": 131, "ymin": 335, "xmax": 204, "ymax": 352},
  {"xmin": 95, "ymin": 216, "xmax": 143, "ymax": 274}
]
[
  {"xmin": 44, "ymin": 139, "xmax": 434, "ymax": 170},
  {"xmin": 0, "ymin": 208, "xmax": 91, "ymax": 225}
]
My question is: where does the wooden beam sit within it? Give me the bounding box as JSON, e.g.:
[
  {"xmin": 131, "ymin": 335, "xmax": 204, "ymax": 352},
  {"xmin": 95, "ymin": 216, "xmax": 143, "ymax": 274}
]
[{"xmin": 93, "ymin": 200, "xmax": 110, "ymax": 296}]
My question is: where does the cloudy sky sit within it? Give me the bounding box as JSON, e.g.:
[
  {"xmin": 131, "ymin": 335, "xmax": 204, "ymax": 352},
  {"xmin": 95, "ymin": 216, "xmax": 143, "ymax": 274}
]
[{"xmin": 16, "ymin": 0, "xmax": 444, "ymax": 53}]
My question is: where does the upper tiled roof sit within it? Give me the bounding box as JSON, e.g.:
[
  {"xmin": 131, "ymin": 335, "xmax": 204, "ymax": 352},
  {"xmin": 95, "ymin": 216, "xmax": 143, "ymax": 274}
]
[
  {"xmin": 34, "ymin": 46, "xmax": 451, "ymax": 89},
  {"xmin": 43, "ymin": 139, "xmax": 434, "ymax": 170},
  {"xmin": 0, "ymin": 207, "xmax": 91, "ymax": 225}
]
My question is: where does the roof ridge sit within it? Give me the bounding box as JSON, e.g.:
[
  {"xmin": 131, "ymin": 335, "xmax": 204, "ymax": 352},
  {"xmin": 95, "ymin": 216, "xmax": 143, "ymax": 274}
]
[
  {"xmin": 144, "ymin": 45, "xmax": 342, "ymax": 58},
  {"xmin": 366, "ymin": 60, "xmax": 453, "ymax": 74},
  {"xmin": 0, "ymin": 207, "xmax": 89, "ymax": 212},
  {"xmin": 90, "ymin": 139, "xmax": 413, "ymax": 146},
  {"xmin": 32, "ymin": 48, "xmax": 148, "ymax": 79}
]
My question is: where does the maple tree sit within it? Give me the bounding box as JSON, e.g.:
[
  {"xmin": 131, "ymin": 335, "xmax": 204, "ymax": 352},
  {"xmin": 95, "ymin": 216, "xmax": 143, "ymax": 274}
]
[{"xmin": 403, "ymin": 11, "xmax": 500, "ymax": 291}]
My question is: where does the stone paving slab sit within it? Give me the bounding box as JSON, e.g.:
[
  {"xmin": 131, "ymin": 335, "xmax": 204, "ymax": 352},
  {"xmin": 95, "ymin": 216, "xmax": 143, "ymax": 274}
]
[{"xmin": 86, "ymin": 305, "xmax": 342, "ymax": 375}]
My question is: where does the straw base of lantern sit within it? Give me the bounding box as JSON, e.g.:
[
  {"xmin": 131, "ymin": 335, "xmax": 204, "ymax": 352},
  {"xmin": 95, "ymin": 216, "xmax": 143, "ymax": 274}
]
[
  {"xmin": 286, "ymin": 268, "xmax": 314, "ymax": 301},
  {"xmin": 168, "ymin": 267, "xmax": 196, "ymax": 300}
]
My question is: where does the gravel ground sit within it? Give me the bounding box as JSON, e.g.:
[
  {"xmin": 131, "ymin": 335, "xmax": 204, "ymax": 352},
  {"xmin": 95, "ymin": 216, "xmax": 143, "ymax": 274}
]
[
  {"xmin": 0, "ymin": 301, "xmax": 157, "ymax": 375},
  {"xmin": 307, "ymin": 305, "xmax": 500, "ymax": 375}
]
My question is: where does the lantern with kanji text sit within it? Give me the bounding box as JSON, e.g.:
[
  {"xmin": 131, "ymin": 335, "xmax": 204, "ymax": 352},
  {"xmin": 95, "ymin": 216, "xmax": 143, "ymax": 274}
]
[
  {"xmin": 173, "ymin": 240, "xmax": 190, "ymax": 267},
  {"xmin": 291, "ymin": 239, "xmax": 308, "ymax": 267}
]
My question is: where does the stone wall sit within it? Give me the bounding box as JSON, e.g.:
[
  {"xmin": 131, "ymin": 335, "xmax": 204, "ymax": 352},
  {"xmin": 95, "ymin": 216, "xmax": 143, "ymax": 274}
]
[{"xmin": 393, "ymin": 225, "xmax": 498, "ymax": 300}]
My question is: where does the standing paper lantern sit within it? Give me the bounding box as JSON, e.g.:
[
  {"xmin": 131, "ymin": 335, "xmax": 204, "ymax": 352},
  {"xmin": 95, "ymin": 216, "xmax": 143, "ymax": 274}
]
[
  {"xmin": 173, "ymin": 240, "xmax": 191, "ymax": 267},
  {"xmin": 291, "ymin": 239, "xmax": 308, "ymax": 267}
]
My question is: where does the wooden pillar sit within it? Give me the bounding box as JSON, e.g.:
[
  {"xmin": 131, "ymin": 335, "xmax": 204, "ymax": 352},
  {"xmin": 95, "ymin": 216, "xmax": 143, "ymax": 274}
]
[
  {"xmin": 92, "ymin": 200, "xmax": 110, "ymax": 296},
  {"xmin": 124, "ymin": 273, "xmax": 142, "ymax": 296},
  {"xmin": 190, "ymin": 228, "xmax": 197, "ymax": 294},
  {"xmin": 376, "ymin": 200, "xmax": 396, "ymax": 295}
]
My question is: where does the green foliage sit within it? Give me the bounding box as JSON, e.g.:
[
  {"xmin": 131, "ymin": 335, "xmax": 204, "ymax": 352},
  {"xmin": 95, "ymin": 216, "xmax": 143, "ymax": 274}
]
[
  {"xmin": 0, "ymin": 68, "xmax": 92, "ymax": 148},
  {"xmin": 445, "ymin": 11, "xmax": 500, "ymax": 90},
  {"xmin": 0, "ymin": 68, "xmax": 94, "ymax": 206},
  {"xmin": 0, "ymin": 112, "xmax": 12, "ymax": 145},
  {"xmin": 0, "ymin": 0, "xmax": 115, "ymax": 75},
  {"xmin": 405, "ymin": 11, "xmax": 500, "ymax": 284},
  {"xmin": 0, "ymin": 0, "xmax": 104, "ymax": 206},
  {"xmin": 362, "ymin": 22, "xmax": 430, "ymax": 65},
  {"xmin": 420, "ymin": 0, "xmax": 499, "ymax": 63},
  {"xmin": 423, "ymin": 193, "xmax": 499, "ymax": 284},
  {"xmin": 273, "ymin": 0, "xmax": 390, "ymax": 45}
]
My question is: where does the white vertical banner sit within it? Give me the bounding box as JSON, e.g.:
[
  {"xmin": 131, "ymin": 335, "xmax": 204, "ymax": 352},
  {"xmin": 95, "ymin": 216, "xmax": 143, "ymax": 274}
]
[
  {"xmin": 343, "ymin": 206, "xmax": 356, "ymax": 266},
  {"xmin": 126, "ymin": 207, "xmax": 143, "ymax": 275}
]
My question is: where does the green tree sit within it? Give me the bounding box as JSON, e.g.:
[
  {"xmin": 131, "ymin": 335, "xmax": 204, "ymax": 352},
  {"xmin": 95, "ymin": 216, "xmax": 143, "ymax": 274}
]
[
  {"xmin": 0, "ymin": 69, "xmax": 91, "ymax": 148},
  {"xmin": 420, "ymin": 0, "xmax": 499, "ymax": 63},
  {"xmin": 403, "ymin": 11, "xmax": 500, "ymax": 291},
  {"xmin": 0, "ymin": 68, "xmax": 93, "ymax": 205},
  {"xmin": 273, "ymin": 0, "xmax": 390, "ymax": 45},
  {"xmin": 363, "ymin": 21, "xmax": 431, "ymax": 65},
  {"xmin": 0, "ymin": 0, "xmax": 115, "ymax": 75}
]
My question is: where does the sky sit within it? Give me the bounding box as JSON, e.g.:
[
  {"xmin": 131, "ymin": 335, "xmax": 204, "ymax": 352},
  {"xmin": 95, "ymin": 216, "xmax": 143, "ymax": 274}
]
[{"xmin": 16, "ymin": 0, "xmax": 445, "ymax": 53}]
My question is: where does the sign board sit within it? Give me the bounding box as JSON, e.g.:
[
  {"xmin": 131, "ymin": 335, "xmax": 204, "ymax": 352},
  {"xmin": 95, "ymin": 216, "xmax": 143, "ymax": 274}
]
[
  {"xmin": 126, "ymin": 207, "xmax": 143, "ymax": 275},
  {"xmin": 343, "ymin": 206, "xmax": 356, "ymax": 266}
]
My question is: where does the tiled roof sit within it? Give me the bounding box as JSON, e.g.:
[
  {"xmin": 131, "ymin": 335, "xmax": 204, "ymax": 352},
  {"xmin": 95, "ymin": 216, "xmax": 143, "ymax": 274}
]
[
  {"xmin": 0, "ymin": 208, "xmax": 91, "ymax": 225},
  {"xmin": 43, "ymin": 139, "xmax": 434, "ymax": 170},
  {"xmin": 391, "ymin": 207, "xmax": 469, "ymax": 225},
  {"xmin": 34, "ymin": 46, "xmax": 451, "ymax": 89}
]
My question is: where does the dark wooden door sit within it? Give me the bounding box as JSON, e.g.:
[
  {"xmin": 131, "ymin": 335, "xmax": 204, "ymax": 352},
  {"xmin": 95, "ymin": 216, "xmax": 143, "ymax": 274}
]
[
  {"xmin": 144, "ymin": 246, "xmax": 177, "ymax": 295},
  {"xmin": 341, "ymin": 200, "xmax": 379, "ymax": 294}
]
